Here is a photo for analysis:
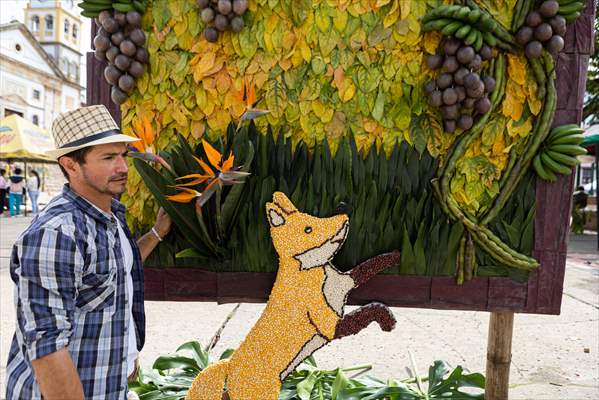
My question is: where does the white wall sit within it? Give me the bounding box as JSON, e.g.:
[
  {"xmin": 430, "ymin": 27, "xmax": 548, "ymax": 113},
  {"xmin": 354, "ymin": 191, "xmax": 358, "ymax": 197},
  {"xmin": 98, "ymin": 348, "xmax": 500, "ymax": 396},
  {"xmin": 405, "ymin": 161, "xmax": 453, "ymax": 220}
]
[{"xmin": 0, "ymin": 28, "xmax": 55, "ymax": 75}]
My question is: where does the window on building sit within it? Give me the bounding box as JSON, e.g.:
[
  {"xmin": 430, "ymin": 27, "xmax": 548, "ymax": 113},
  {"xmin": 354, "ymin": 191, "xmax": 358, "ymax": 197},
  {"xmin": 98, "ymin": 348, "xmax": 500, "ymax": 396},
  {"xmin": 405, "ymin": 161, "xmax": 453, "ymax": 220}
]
[
  {"xmin": 72, "ymin": 24, "xmax": 78, "ymax": 40},
  {"xmin": 66, "ymin": 96, "xmax": 74, "ymax": 110},
  {"xmin": 64, "ymin": 19, "xmax": 70, "ymax": 36},
  {"xmin": 31, "ymin": 16, "xmax": 39, "ymax": 32},
  {"xmin": 45, "ymin": 15, "xmax": 53, "ymax": 33},
  {"xmin": 15, "ymin": 44, "xmax": 22, "ymax": 52},
  {"xmin": 32, "ymin": 115, "xmax": 39, "ymax": 125},
  {"xmin": 33, "ymin": 89, "xmax": 40, "ymax": 100}
]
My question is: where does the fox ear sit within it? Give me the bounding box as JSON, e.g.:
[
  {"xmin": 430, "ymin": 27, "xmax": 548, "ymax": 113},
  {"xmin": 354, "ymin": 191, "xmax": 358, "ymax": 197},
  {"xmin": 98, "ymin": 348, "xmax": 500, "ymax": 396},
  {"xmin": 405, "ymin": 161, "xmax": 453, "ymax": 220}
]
[
  {"xmin": 272, "ymin": 191, "xmax": 298, "ymax": 214},
  {"xmin": 266, "ymin": 204, "xmax": 286, "ymax": 227}
]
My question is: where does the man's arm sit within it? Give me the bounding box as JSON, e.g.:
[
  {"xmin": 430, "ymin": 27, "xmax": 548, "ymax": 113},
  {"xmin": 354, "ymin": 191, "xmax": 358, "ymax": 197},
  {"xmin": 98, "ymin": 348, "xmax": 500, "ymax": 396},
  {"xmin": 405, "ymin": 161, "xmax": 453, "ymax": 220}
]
[
  {"xmin": 17, "ymin": 228, "xmax": 83, "ymax": 397},
  {"xmin": 137, "ymin": 208, "xmax": 172, "ymax": 262},
  {"xmin": 31, "ymin": 348, "xmax": 84, "ymax": 400}
]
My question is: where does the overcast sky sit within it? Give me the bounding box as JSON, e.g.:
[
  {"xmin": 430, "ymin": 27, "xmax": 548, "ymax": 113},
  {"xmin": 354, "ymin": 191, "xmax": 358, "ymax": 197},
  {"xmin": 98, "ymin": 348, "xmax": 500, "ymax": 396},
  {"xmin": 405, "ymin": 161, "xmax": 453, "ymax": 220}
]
[{"xmin": 1, "ymin": 0, "xmax": 92, "ymax": 89}]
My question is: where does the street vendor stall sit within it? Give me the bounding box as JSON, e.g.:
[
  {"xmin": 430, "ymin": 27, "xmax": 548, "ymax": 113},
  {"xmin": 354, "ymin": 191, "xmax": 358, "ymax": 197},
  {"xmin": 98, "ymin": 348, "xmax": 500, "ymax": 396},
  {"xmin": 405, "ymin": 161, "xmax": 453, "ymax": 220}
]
[{"xmin": 0, "ymin": 114, "xmax": 57, "ymax": 215}]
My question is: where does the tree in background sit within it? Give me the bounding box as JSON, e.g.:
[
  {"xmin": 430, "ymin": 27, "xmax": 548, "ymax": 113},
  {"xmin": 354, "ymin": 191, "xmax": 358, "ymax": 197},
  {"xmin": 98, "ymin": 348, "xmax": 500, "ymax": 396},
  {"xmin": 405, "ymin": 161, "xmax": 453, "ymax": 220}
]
[{"xmin": 583, "ymin": 11, "xmax": 598, "ymax": 124}]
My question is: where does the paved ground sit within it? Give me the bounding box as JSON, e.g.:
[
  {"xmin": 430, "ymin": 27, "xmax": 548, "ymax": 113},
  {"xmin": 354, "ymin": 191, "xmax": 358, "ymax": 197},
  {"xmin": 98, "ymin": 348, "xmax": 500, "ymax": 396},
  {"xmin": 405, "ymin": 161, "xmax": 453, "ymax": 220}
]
[{"xmin": 0, "ymin": 215, "xmax": 597, "ymax": 399}]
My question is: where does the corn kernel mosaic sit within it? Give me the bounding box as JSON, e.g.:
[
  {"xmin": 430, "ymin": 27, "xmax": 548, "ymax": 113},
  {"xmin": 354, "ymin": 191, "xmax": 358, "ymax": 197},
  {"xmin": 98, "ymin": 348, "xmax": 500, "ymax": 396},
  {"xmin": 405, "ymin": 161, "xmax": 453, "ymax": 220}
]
[{"xmin": 185, "ymin": 192, "xmax": 399, "ymax": 400}]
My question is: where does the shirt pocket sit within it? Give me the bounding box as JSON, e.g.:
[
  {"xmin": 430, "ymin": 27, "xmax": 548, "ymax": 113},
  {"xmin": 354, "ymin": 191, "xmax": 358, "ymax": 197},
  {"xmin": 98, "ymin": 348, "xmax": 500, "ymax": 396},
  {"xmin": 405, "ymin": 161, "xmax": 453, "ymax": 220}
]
[{"xmin": 77, "ymin": 259, "xmax": 117, "ymax": 311}]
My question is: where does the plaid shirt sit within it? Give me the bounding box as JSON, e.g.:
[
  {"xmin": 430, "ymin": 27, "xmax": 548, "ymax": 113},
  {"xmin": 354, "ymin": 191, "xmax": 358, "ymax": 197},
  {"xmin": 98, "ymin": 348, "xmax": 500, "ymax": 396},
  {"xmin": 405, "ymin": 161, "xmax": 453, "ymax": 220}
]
[{"xmin": 6, "ymin": 185, "xmax": 145, "ymax": 399}]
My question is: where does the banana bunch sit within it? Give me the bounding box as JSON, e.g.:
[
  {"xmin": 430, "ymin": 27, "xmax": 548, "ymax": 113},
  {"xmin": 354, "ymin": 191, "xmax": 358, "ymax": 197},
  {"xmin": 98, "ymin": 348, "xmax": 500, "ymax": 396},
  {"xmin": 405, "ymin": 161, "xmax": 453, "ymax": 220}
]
[
  {"xmin": 557, "ymin": 0, "xmax": 587, "ymax": 23},
  {"xmin": 421, "ymin": 3, "xmax": 515, "ymax": 51},
  {"xmin": 533, "ymin": 124, "xmax": 587, "ymax": 182},
  {"xmin": 78, "ymin": 0, "xmax": 147, "ymax": 18}
]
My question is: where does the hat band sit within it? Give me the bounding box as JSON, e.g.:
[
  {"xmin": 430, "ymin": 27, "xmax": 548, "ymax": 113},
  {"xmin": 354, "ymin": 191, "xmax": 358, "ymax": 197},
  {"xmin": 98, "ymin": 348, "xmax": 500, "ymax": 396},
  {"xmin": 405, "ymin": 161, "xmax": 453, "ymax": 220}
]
[{"xmin": 58, "ymin": 129, "xmax": 121, "ymax": 149}]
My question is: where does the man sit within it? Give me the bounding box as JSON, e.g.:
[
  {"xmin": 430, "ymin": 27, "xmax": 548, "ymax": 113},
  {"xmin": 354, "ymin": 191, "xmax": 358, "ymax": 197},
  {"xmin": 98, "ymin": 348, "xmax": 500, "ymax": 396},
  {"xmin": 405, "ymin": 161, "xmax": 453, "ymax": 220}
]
[{"xmin": 5, "ymin": 105, "xmax": 171, "ymax": 399}]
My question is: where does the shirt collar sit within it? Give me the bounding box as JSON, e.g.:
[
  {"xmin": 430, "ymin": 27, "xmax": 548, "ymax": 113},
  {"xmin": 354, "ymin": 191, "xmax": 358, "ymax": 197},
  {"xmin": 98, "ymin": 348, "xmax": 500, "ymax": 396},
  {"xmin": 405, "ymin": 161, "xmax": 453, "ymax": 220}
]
[{"xmin": 62, "ymin": 184, "xmax": 126, "ymax": 224}]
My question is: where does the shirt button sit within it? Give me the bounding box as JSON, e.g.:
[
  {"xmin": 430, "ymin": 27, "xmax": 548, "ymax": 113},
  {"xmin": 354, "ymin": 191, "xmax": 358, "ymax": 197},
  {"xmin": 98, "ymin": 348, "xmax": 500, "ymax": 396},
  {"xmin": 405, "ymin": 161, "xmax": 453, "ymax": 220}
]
[{"xmin": 119, "ymin": 385, "xmax": 125, "ymax": 391}]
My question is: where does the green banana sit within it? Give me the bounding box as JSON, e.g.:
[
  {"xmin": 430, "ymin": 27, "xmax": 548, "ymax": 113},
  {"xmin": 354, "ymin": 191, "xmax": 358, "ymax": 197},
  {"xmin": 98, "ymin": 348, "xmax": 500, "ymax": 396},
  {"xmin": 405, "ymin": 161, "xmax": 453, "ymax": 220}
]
[
  {"xmin": 548, "ymin": 124, "xmax": 583, "ymax": 140},
  {"xmin": 441, "ymin": 21, "xmax": 463, "ymax": 36},
  {"xmin": 112, "ymin": 3, "xmax": 134, "ymax": 12},
  {"xmin": 439, "ymin": 5, "xmax": 465, "ymax": 17},
  {"xmin": 545, "ymin": 150, "xmax": 580, "ymax": 167},
  {"xmin": 482, "ymin": 31, "xmax": 498, "ymax": 47},
  {"xmin": 78, "ymin": 2, "xmax": 111, "ymax": 12},
  {"xmin": 422, "ymin": 18, "xmax": 454, "ymax": 32},
  {"xmin": 453, "ymin": 6, "xmax": 472, "ymax": 20},
  {"xmin": 133, "ymin": 0, "xmax": 145, "ymax": 13},
  {"xmin": 533, "ymin": 154, "xmax": 557, "ymax": 182},
  {"xmin": 455, "ymin": 24, "xmax": 472, "ymax": 39},
  {"xmin": 473, "ymin": 30, "xmax": 483, "ymax": 51},
  {"xmin": 80, "ymin": 10, "xmax": 100, "ymax": 18},
  {"xmin": 549, "ymin": 144, "xmax": 588, "ymax": 156},
  {"xmin": 464, "ymin": 29, "xmax": 478, "ymax": 45},
  {"xmin": 467, "ymin": 8, "xmax": 482, "ymax": 24},
  {"xmin": 564, "ymin": 11, "xmax": 582, "ymax": 22},
  {"xmin": 549, "ymin": 134, "xmax": 585, "ymax": 146},
  {"xmin": 558, "ymin": 1, "xmax": 585, "ymax": 15},
  {"xmin": 83, "ymin": 0, "xmax": 113, "ymax": 5},
  {"xmin": 541, "ymin": 152, "xmax": 572, "ymax": 175}
]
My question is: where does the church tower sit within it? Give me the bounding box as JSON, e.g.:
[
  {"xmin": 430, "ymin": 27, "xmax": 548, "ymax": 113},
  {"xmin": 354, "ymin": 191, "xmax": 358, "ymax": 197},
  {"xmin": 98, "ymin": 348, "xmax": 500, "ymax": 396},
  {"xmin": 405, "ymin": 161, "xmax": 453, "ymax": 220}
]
[{"xmin": 24, "ymin": 0, "xmax": 82, "ymax": 85}]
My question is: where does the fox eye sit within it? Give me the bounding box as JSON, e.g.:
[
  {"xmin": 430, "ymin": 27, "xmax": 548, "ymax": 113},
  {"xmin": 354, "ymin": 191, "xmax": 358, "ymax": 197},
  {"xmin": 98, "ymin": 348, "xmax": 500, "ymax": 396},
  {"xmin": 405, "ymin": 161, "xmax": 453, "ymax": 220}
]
[{"xmin": 304, "ymin": 226, "xmax": 312, "ymax": 234}]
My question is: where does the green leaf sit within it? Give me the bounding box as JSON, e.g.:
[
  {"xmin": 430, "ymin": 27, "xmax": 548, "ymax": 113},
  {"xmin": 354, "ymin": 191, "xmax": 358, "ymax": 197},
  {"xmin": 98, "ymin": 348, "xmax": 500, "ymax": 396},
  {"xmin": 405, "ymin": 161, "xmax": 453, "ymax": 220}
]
[
  {"xmin": 152, "ymin": 354, "xmax": 201, "ymax": 373},
  {"xmin": 176, "ymin": 341, "xmax": 209, "ymax": 370},
  {"xmin": 133, "ymin": 159, "xmax": 211, "ymax": 257}
]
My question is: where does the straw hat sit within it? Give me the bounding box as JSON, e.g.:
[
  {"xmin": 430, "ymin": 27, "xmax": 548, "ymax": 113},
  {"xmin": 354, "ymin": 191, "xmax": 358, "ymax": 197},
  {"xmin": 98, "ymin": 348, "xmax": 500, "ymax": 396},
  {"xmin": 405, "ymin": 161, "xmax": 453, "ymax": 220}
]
[{"xmin": 46, "ymin": 105, "xmax": 139, "ymax": 159}]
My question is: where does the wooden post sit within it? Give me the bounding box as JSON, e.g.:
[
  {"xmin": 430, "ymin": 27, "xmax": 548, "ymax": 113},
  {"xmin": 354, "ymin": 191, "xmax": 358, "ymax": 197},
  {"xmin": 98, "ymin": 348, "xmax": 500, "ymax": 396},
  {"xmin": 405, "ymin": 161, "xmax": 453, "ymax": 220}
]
[{"xmin": 485, "ymin": 312, "xmax": 514, "ymax": 400}]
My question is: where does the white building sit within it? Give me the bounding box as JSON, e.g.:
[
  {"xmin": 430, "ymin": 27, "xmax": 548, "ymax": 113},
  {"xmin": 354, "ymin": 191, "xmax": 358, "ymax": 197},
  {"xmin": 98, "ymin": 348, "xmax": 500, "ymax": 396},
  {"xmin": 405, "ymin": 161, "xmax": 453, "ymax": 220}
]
[{"xmin": 0, "ymin": 0, "xmax": 84, "ymax": 130}]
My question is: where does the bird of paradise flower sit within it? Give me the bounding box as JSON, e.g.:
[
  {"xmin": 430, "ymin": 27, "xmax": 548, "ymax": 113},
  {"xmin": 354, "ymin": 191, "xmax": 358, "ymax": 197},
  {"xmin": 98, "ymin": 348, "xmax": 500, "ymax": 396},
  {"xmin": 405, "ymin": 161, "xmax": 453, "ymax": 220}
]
[{"xmin": 165, "ymin": 140, "xmax": 250, "ymax": 207}]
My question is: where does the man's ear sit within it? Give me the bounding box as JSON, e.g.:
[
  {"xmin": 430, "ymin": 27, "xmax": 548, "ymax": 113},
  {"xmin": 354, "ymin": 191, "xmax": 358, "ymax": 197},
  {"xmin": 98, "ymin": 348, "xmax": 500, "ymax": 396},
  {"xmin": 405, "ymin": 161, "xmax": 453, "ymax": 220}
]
[
  {"xmin": 266, "ymin": 203, "xmax": 286, "ymax": 227},
  {"xmin": 58, "ymin": 156, "xmax": 78, "ymax": 178}
]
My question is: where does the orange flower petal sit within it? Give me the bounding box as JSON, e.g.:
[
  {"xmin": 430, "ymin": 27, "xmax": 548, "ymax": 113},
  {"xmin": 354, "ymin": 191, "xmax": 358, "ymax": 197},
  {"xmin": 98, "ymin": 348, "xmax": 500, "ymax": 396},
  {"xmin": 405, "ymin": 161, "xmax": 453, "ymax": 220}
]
[
  {"xmin": 221, "ymin": 152, "xmax": 234, "ymax": 171},
  {"xmin": 130, "ymin": 141, "xmax": 145, "ymax": 153},
  {"xmin": 165, "ymin": 190, "xmax": 199, "ymax": 203},
  {"xmin": 176, "ymin": 173, "xmax": 211, "ymax": 181},
  {"xmin": 174, "ymin": 177, "xmax": 210, "ymax": 187},
  {"xmin": 141, "ymin": 114, "xmax": 155, "ymax": 145},
  {"xmin": 202, "ymin": 140, "xmax": 222, "ymax": 169},
  {"xmin": 194, "ymin": 156, "xmax": 215, "ymax": 175}
]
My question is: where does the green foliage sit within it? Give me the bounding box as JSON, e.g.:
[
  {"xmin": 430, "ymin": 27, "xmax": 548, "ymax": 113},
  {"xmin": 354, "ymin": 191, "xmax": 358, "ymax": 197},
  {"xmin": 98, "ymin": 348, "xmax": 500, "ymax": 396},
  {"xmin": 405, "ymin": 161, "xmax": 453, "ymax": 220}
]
[{"xmin": 130, "ymin": 341, "xmax": 485, "ymax": 400}]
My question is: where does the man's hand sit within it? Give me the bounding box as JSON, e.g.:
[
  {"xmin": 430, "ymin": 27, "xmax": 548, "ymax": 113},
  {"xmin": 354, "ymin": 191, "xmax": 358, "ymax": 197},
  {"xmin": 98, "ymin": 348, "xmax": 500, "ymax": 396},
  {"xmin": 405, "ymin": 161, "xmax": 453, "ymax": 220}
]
[
  {"xmin": 153, "ymin": 207, "xmax": 172, "ymax": 239},
  {"xmin": 31, "ymin": 348, "xmax": 84, "ymax": 399},
  {"xmin": 138, "ymin": 208, "xmax": 172, "ymax": 262}
]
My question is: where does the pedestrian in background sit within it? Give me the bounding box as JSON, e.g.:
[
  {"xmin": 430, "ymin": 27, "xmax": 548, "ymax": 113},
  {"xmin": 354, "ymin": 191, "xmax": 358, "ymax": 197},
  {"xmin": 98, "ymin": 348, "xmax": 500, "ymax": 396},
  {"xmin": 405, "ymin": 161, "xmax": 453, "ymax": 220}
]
[
  {"xmin": 0, "ymin": 168, "xmax": 7, "ymax": 216},
  {"xmin": 27, "ymin": 168, "xmax": 41, "ymax": 214},
  {"xmin": 8, "ymin": 167, "xmax": 25, "ymax": 217}
]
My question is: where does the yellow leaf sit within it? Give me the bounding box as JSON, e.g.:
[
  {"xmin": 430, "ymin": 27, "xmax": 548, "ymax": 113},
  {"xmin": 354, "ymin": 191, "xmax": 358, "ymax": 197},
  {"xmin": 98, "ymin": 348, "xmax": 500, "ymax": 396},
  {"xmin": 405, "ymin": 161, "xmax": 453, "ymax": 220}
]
[
  {"xmin": 190, "ymin": 121, "xmax": 205, "ymax": 140},
  {"xmin": 507, "ymin": 117, "xmax": 533, "ymax": 138},
  {"xmin": 400, "ymin": 0, "xmax": 411, "ymax": 19},
  {"xmin": 339, "ymin": 80, "xmax": 356, "ymax": 102},
  {"xmin": 383, "ymin": 1, "xmax": 400, "ymax": 28},
  {"xmin": 193, "ymin": 52, "xmax": 216, "ymax": 82},
  {"xmin": 507, "ymin": 54, "xmax": 527, "ymax": 86}
]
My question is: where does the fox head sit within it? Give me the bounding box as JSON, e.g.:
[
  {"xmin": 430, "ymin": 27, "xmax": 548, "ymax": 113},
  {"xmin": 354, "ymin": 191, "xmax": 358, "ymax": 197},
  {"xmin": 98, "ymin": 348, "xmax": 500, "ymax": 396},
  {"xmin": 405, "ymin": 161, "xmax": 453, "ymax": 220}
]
[{"xmin": 266, "ymin": 192, "xmax": 349, "ymax": 269}]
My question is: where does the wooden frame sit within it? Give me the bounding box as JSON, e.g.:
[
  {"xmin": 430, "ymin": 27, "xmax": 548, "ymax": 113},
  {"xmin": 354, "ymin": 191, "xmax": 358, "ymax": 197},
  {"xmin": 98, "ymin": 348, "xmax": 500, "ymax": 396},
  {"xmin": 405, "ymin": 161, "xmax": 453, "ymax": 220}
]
[{"xmin": 87, "ymin": 0, "xmax": 595, "ymax": 315}]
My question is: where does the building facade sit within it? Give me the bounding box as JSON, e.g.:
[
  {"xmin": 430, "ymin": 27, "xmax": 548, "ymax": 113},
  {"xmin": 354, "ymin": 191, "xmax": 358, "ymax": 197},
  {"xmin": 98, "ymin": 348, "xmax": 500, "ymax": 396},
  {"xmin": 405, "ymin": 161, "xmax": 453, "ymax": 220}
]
[{"xmin": 0, "ymin": 1, "xmax": 84, "ymax": 130}]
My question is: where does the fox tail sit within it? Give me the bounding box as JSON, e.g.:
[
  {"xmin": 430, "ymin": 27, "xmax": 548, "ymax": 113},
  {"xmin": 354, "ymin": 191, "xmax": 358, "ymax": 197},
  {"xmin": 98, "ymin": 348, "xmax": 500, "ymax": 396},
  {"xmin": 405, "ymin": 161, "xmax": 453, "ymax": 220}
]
[{"xmin": 185, "ymin": 359, "xmax": 230, "ymax": 400}]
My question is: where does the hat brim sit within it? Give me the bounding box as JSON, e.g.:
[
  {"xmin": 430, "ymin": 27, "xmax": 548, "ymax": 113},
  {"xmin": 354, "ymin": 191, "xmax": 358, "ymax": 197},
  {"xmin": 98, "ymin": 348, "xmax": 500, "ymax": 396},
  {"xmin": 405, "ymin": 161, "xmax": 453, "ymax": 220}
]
[{"xmin": 46, "ymin": 134, "xmax": 141, "ymax": 160}]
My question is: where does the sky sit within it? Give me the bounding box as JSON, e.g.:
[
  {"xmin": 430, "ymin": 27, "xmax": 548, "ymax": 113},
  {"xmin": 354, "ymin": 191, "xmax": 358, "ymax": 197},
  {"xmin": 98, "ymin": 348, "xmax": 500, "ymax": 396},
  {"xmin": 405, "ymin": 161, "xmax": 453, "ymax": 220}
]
[{"xmin": 1, "ymin": 0, "xmax": 92, "ymax": 90}]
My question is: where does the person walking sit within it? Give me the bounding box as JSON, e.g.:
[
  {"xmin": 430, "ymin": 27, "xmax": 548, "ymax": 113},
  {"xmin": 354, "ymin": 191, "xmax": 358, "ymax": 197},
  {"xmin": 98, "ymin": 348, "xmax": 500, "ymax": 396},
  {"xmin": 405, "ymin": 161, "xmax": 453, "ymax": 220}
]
[
  {"xmin": 8, "ymin": 167, "xmax": 25, "ymax": 216},
  {"xmin": 5, "ymin": 105, "xmax": 172, "ymax": 399},
  {"xmin": 0, "ymin": 167, "xmax": 7, "ymax": 216},
  {"xmin": 27, "ymin": 168, "xmax": 41, "ymax": 214}
]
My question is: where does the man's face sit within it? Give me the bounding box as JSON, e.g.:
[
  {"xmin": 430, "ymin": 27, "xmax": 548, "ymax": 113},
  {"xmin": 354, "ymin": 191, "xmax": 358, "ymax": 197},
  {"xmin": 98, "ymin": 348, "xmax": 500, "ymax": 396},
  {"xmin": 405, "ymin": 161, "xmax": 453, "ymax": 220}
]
[{"xmin": 68, "ymin": 142, "xmax": 129, "ymax": 197}]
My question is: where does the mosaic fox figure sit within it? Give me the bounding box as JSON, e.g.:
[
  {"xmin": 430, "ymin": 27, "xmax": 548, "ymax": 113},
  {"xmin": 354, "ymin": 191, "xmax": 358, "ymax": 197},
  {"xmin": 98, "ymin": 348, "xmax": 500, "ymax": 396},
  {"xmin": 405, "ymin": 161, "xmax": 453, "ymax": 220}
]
[{"xmin": 186, "ymin": 192, "xmax": 399, "ymax": 400}]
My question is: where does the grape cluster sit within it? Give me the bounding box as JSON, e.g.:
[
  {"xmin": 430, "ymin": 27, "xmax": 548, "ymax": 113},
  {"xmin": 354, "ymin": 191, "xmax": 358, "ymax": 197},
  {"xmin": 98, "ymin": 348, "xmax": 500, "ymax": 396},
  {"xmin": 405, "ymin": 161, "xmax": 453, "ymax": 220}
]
[
  {"xmin": 424, "ymin": 37, "xmax": 496, "ymax": 133},
  {"xmin": 197, "ymin": 0, "xmax": 248, "ymax": 43},
  {"xmin": 93, "ymin": 10, "xmax": 148, "ymax": 105},
  {"xmin": 516, "ymin": 1, "xmax": 565, "ymax": 59}
]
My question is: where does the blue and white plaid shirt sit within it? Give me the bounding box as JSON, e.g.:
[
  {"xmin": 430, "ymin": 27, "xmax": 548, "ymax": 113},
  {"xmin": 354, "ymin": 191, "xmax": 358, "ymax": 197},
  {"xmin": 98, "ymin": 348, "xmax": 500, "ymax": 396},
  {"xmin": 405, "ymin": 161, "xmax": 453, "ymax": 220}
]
[{"xmin": 6, "ymin": 185, "xmax": 146, "ymax": 399}]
